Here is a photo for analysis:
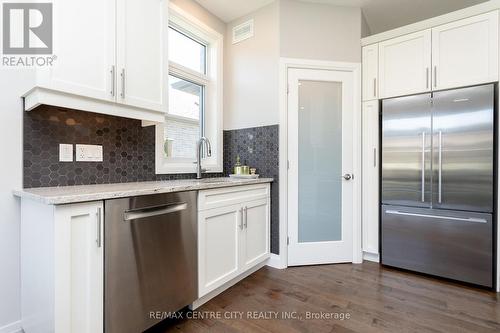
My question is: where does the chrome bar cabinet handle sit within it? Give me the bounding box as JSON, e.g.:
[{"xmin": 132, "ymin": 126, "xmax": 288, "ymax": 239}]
[
  {"xmin": 243, "ymin": 206, "xmax": 248, "ymax": 229},
  {"xmin": 426, "ymin": 67, "xmax": 429, "ymax": 89},
  {"xmin": 434, "ymin": 66, "xmax": 437, "ymax": 88},
  {"xmin": 120, "ymin": 68, "xmax": 125, "ymax": 98},
  {"xmin": 110, "ymin": 66, "xmax": 115, "ymax": 97},
  {"xmin": 96, "ymin": 207, "xmax": 102, "ymax": 248}
]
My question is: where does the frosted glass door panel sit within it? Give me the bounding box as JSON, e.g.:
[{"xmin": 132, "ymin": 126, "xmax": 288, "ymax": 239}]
[{"xmin": 298, "ymin": 80, "xmax": 343, "ymax": 243}]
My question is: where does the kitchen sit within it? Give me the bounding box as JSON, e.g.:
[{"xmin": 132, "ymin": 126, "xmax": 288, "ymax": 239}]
[{"xmin": 1, "ymin": 0, "xmax": 500, "ymax": 333}]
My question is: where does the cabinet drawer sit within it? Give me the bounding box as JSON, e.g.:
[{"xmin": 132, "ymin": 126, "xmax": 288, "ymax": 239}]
[{"xmin": 198, "ymin": 184, "xmax": 270, "ymax": 211}]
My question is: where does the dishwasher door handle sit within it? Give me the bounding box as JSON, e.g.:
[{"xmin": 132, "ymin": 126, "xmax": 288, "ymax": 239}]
[{"xmin": 124, "ymin": 202, "xmax": 188, "ymax": 221}]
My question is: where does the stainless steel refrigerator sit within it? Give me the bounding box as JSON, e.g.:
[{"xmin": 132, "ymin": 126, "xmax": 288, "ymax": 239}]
[{"xmin": 381, "ymin": 84, "xmax": 495, "ymax": 288}]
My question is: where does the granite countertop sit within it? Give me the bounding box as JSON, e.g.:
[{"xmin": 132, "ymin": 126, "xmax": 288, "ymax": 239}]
[{"xmin": 14, "ymin": 177, "xmax": 273, "ymax": 205}]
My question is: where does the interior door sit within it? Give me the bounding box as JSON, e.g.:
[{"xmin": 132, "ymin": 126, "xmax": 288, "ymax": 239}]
[
  {"xmin": 382, "ymin": 94, "xmax": 432, "ymax": 207},
  {"xmin": 287, "ymin": 68, "xmax": 355, "ymax": 266},
  {"xmin": 432, "ymin": 84, "xmax": 494, "ymax": 212}
]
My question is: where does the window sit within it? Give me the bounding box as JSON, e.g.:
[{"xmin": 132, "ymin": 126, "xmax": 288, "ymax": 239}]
[
  {"xmin": 156, "ymin": 4, "xmax": 223, "ymax": 174},
  {"xmin": 168, "ymin": 27, "xmax": 206, "ymax": 74}
]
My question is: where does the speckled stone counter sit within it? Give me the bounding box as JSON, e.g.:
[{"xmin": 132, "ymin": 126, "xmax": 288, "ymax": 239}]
[{"xmin": 14, "ymin": 177, "xmax": 273, "ymax": 205}]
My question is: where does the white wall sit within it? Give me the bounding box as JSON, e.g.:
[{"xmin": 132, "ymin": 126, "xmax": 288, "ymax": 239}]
[
  {"xmin": 224, "ymin": 1, "xmax": 280, "ymax": 130},
  {"xmin": 280, "ymin": 0, "xmax": 362, "ymax": 63},
  {"xmin": 224, "ymin": 0, "xmax": 363, "ymax": 131},
  {"xmin": 0, "ymin": 69, "xmax": 34, "ymax": 331},
  {"xmin": 170, "ymin": 0, "xmax": 226, "ymax": 35},
  {"xmin": 362, "ymin": 12, "xmax": 372, "ymax": 38}
]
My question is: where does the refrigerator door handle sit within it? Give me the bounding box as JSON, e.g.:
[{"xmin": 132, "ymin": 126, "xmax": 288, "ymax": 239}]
[
  {"xmin": 385, "ymin": 210, "xmax": 487, "ymax": 223},
  {"xmin": 438, "ymin": 131, "xmax": 443, "ymax": 204},
  {"xmin": 421, "ymin": 132, "xmax": 425, "ymax": 202}
]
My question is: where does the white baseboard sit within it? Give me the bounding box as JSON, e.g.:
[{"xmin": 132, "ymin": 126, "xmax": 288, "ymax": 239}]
[
  {"xmin": 266, "ymin": 253, "xmax": 287, "ymax": 269},
  {"xmin": 0, "ymin": 321, "xmax": 23, "ymax": 333},
  {"xmin": 363, "ymin": 251, "xmax": 380, "ymax": 263}
]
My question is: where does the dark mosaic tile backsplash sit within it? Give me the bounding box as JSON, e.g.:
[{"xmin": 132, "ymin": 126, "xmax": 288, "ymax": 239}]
[
  {"xmin": 23, "ymin": 105, "xmax": 223, "ymax": 187},
  {"xmin": 223, "ymin": 125, "xmax": 279, "ymax": 254},
  {"xmin": 23, "ymin": 106, "xmax": 280, "ymax": 254}
]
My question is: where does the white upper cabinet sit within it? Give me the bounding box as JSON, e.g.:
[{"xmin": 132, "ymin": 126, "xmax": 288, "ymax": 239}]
[
  {"xmin": 362, "ymin": 44, "xmax": 379, "ymax": 101},
  {"xmin": 40, "ymin": 0, "xmax": 115, "ymax": 103},
  {"xmin": 432, "ymin": 11, "xmax": 499, "ymax": 90},
  {"xmin": 116, "ymin": 0, "xmax": 168, "ymax": 112},
  {"xmin": 24, "ymin": 0, "xmax": 168, "ymax": 122},
  {"xmin": 379, "ymin": 30, "xmax": 432, "ymax": 99}
]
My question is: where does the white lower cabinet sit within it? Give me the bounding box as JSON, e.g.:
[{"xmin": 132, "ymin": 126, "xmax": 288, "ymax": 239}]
[
  {"xmin": 20, "ymin": 183, "xmax": 272, "ymax": 331},
  {"xmin": 198, "ymin": 184, "xmax": 271, "ymax": 298},
  {"xmin": 21, "ymin": 200, "xmax": 103, "ymax": 333},
  {"xmin": 362, "ymin": 101, "xmax": 380, "ymax": 257},
  {"xmin": 198, "ymin": 204, "xmax": 242, "ymax": 296}
]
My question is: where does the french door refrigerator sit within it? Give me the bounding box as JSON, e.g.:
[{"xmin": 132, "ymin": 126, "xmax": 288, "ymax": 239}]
[{"xmin": 381, "ymin": 84, "xmax": 495, "ymax": 288}]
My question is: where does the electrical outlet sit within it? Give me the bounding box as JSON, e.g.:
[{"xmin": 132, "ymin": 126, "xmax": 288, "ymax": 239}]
[
  {"xmin": 59, "ymin": 144, "xmax": 73, "ymax": 162},
  {"xmin": 75, "ymin": 144, "xmax": 103, "ymax": 162}
]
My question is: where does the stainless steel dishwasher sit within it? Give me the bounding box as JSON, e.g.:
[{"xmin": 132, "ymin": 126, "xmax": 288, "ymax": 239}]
[{"xmin": 104, "ymin": 191, "xmax": 197, "ymax": 333}]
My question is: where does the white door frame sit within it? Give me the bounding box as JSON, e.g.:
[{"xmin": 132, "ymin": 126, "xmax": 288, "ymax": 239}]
[{"xmin": 269, "ymin": 58, "xmax": 362, "ymax": 269}]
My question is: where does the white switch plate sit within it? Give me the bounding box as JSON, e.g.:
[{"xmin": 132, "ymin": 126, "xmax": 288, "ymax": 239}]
[
  {"xmin": 59, "ymin": 144, "xmax": 73, "ymax": 162},
  {"xmin": 75, "ymin": 144, "xmax": 103, "ymax": 162}
]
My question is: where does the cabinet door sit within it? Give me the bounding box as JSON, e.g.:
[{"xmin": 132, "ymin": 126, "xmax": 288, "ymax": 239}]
[
  {"xmin": 432, "ymin": 11, "xmax": 499, "ymax": 90},
  {"xmin": 198, "ymin": 204, "xmax": 242, "ymax": 297},
  {"xmin": 241, "ymin": 198, "xmax": 270, "ymax": 270},
  {"xmin": 54, "ymin": 202, "xmax": 104, "ymax": 333},
  {"xmin": 379, "ymin": 30, "xmax": 431, "ymax": 98},
  {"xmin": 362, "ymin": 44, "xmax": 379, "ymax": 101},
  {"xmin": 116, "ymin": 0, "xmax": 168, "ymax": 112},
  {"xmin": 41, "ymin": 0, "xmax": 115, "ymax": 102},
  {"xmin": 362, "ymin": 101, "xmax": 380, "ymax": 255}
]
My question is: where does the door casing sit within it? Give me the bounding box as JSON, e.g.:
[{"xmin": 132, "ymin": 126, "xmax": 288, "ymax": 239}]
[{"xmin": 270, "ymin": 58, "xmax": 362, "ymax": 269}]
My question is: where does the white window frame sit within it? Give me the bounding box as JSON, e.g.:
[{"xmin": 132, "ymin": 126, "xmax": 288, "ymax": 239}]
[{"xmin": 155, "ymin": 3, "xmax": 223, "ymax": 174}]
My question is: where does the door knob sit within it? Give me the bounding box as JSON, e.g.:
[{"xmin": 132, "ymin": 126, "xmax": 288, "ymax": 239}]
[{"xmin": 343, "ymin": 174, "xmax": 353, "ymax": 181}]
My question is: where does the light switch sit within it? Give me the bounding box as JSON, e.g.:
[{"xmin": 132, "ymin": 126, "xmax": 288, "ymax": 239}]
[
  {"xmin": 59, "ymin": 144, "xmax": 73, "ymax": 162},
  {"xmin": 76, "ymin": 144, "xmax": 103, "ymax": 162}
]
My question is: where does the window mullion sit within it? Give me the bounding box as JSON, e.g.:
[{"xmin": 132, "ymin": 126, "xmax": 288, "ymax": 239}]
[{"xmin": 169, "ymin": 61, "xmax": 209, "ymax": 86}]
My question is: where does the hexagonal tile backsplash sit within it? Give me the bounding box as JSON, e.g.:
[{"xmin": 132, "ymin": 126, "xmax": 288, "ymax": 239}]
[
  {"xmin": 23, "ymin": 105, "xmax": 280, "ymax": 254},
  {"xmin": 23, "ymin": 105, "xmax": 222, "ymax": 187},
  {"xmin": 223, "ymin": 125, "xmax": 279, "ymax": 254}
]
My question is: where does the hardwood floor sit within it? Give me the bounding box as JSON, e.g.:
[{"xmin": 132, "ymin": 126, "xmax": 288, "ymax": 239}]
[{"xmin": 153, "ymin": 262, "xmax": 500, "ymax": 333}]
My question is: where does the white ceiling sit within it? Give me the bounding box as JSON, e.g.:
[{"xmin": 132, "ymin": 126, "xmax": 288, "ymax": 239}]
[
  {"xmin": 195, "ymin": 0, "xmax": 489, "ymax": 35},
  {"xmin": 194, "ymin": 0, "xmax": 275, "ymax": 23},
  {"xmin": 356, "ymin": 0, "xmax": 489, "ymax": 34}
]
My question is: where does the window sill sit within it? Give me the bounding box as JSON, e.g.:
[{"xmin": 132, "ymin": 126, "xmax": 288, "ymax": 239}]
[{"xmin": 155, "ymin": 162, "xmax": 223, "ymax": 175}]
